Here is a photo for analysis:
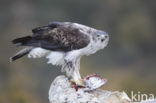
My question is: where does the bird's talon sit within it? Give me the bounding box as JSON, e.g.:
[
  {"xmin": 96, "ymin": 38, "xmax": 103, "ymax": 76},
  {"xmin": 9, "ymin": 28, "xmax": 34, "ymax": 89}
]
[
  {"xmin": 70, "ymin": 75, "xmax": 107, "ymax": 92},
  {"xmin": 70, "ymin": 78, "xmax": 86, "ymax": 91}
]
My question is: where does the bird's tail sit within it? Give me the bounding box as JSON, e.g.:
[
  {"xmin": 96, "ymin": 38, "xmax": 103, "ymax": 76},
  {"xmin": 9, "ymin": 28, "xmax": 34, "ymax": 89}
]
[
  {"xmin": 12, "ymin": 36, "xmax": 32, "ymax": 46},
  {"xmin": 10, "ymin": 36, "xmax": 34, "ymax": 62},
  {"xmin": 10, "ymin": 47, "xmax": 33, "ymax": 62}
]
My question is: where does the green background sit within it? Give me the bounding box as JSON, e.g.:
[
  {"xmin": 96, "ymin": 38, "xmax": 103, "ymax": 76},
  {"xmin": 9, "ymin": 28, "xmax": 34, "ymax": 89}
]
[{"xmin": 0, "ymin": 0, "xmax": 156, "ymax": 103}]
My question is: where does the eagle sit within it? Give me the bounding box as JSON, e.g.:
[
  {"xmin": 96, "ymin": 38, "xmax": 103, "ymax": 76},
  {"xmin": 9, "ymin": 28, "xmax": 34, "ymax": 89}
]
[{"xmin": 10, "ymin": 21, "xmax": 109, "ymax": 86}]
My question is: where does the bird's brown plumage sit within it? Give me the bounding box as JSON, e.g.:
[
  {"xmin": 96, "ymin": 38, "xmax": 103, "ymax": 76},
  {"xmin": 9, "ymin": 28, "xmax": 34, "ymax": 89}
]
[{"xmin": 13, "ymin": 22, "xmax": 90, "ymax": 52}]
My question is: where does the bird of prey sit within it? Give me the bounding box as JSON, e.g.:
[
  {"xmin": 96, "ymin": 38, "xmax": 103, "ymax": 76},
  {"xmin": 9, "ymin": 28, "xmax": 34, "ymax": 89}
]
[{"xmin": 10, "ymin": 21, "xmax": 109, "ymax": 86}]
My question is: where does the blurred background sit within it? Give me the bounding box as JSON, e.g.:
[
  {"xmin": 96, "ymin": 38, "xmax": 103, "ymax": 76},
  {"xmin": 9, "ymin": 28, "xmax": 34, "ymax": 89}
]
[{"xmin": 0, "ymin": 0, "xmax": 156, "ymax": 103}]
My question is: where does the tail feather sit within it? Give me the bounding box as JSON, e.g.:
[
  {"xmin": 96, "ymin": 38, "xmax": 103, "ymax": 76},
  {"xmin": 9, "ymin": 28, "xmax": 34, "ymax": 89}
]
[
  {"xmin": 12, "ymin": 36, "xmax": 32, "ymax": 45},
  {"xmin": 10, "ymin": 47, "xmax": 33, "ymax": 62}
]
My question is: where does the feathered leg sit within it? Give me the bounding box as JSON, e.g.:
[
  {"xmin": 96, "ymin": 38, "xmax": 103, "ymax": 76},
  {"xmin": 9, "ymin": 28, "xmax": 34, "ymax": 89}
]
[
  {"xmin": 63, "ymin": 58, "xmax": 85, "ymax": 87},
  {"xmin": 71, "ymin": 58, "xmax": 85, "ymax": 86}
]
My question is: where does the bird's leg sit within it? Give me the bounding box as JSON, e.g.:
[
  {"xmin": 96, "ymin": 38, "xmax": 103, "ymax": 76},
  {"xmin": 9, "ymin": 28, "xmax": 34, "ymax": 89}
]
[
  {"xmin": 71, "ymin": 67, "xmax": 84, "ymax": 85},
  {"xmin": 70, "ymin": 58, "xmax": 86, "ymax": 87},
  {"xmin": 63, "ymin": 54, "xmax": 85, "ymax": 90},
  {"xmin": 62, "ymin": 60, "xmax": 74, "ymax": 77},
  {"xmin": 70, "ymin": 69, "xmax": 86, "ymax": 91},
  {"xmin": 64, "ymin": 59, "xmax": 107, "ymax": 91}
]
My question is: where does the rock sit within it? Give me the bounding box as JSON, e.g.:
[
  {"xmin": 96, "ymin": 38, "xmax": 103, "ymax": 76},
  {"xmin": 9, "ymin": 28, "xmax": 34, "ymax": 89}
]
[{"xmin": 48, "ymin": 75, "xmax": 133, "ymax": 103}]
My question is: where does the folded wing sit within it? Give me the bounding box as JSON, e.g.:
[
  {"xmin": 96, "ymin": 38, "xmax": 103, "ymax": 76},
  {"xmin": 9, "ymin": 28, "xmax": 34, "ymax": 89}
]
[{"xmin": 12, "ymin": 22, "xmax": 90, "ymax": 52}]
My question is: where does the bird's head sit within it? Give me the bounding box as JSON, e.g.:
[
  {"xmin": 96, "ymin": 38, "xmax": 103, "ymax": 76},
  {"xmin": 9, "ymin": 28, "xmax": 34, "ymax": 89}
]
[{"xmin": 91, "ymin": 30, "xmax": 109, "ymax": 49}]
